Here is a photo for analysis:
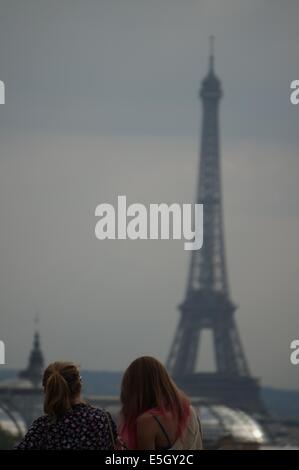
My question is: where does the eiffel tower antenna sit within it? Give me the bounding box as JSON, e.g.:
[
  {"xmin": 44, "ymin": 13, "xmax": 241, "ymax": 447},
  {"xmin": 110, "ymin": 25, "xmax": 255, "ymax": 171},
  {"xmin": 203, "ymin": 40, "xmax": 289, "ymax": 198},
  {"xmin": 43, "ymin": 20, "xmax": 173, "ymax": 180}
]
[{"xmin": 209, "ymin": 35, "xmax": 214, "ymax": 72}]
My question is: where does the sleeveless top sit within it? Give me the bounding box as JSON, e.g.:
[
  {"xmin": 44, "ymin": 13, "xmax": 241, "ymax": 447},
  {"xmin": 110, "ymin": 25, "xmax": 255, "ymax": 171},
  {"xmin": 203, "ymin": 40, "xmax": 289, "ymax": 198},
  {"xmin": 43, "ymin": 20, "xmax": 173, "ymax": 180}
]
[{"xmin": 152, "ymin": 406, "xmax": 203, "ymax": 450}]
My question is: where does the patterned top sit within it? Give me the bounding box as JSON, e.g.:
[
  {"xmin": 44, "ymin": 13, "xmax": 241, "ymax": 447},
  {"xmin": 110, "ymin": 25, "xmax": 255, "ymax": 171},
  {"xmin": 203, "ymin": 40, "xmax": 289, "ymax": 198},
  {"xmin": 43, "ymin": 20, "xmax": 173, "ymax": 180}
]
[{"xmin": 15, "ymin": 403, "xmax": 117, "ymax": 450}]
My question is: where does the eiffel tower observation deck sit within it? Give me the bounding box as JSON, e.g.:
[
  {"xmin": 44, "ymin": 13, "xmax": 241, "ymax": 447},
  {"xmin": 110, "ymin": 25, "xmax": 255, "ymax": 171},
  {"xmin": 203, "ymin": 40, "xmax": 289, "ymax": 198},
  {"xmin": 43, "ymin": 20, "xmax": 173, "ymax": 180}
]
[{"xmin": 167, "ymin": 38, "xmax": 266, "ymax": 414}]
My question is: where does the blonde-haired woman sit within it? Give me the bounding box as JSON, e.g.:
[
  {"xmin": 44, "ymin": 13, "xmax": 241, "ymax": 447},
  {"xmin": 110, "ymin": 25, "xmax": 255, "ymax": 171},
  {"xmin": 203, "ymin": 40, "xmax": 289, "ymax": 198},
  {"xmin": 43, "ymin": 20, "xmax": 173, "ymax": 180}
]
[{"xmin": 16, "ymin": 362, "xmax": 116, "ymax": 450}]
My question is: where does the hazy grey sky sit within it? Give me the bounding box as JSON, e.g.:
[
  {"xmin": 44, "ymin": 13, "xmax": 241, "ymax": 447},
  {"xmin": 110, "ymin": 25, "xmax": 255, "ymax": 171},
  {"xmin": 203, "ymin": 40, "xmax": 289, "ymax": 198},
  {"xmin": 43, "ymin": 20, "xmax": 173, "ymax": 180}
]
[{"xmin": 0, "ymin": 0, "xmax": 299, "ymax": 389}]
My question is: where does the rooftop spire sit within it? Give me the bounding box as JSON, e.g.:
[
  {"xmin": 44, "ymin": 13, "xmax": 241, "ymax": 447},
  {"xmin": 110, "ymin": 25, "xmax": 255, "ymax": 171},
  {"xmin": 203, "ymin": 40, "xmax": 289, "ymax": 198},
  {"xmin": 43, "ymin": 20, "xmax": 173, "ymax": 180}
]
[
  {"xmin": 34, "ymin": 312, "xmax": 40, "ymax": 338},
  {"xmin": 19, "ymin": 316, "xmax": 44, "ymax": 388}
]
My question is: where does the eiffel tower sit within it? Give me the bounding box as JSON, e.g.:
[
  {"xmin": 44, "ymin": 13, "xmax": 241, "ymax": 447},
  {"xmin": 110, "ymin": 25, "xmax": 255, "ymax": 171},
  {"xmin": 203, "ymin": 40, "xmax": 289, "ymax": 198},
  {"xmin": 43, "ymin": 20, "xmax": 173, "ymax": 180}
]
[{"xmin": 167, "ymin": 38, "xmax": 265, "ymax": 414}]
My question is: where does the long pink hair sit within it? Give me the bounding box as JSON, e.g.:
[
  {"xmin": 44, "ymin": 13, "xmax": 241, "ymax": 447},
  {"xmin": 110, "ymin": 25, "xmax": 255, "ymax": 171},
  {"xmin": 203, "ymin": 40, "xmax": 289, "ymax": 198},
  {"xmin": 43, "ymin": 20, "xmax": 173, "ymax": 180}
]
[{"xmin": 119, "ymin": 356, "xmax": 191, "ymax": 449}]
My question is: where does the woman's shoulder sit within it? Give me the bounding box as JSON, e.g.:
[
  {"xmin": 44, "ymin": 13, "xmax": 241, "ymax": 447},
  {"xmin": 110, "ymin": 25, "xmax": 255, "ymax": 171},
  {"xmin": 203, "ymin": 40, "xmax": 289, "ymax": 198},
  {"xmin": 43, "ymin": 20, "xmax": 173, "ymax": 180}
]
[
  {"xmin": 27, "ymin": 414, "xmax": 49, "ymax": 430},
  {"xmin": 83, "ymin": 404, "xmax": 108, "ymax": 414},
  {"xmin": 78, "ymin": 404, "xmax": 113, "ymax": 421},
  {"xmin": 189, "ymin": 405, "xmax": 200, "ymax": 421},
  {"xmin": 136, "ymin": 411, "xmax": 157, "ymax": 427}
]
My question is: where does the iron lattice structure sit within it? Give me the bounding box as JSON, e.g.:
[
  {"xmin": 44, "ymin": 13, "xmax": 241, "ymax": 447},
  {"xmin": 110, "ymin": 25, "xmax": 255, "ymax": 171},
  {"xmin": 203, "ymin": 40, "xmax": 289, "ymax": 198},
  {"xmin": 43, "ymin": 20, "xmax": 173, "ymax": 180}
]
[{"xmin": 167, "ymin": 40, "xmax": 265, "ymax": 414}]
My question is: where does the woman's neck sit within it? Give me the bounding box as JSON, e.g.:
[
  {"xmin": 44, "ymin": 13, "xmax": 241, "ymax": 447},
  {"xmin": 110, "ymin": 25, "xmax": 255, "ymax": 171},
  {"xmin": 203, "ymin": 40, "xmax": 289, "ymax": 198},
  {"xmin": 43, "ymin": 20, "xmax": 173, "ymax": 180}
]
[{"xmin": 71, "ymin": 396, "xmax": 84, "ymax": 406}]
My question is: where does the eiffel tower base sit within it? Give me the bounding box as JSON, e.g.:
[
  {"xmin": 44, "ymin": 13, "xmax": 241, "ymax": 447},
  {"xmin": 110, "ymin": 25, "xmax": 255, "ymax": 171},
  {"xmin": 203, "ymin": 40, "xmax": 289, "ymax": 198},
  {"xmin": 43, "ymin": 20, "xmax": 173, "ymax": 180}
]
[{"xmin": 175, "ymin": 372, "xmax": 266, "ymax": 415}]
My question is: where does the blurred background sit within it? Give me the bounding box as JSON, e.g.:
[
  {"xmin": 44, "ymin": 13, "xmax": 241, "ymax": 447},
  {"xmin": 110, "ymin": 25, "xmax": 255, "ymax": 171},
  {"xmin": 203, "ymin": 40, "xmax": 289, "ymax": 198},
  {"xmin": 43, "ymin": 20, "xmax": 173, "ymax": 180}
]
[{"xmin": 0, "ymin": 0, "xmax": 298, "ymax": 449}]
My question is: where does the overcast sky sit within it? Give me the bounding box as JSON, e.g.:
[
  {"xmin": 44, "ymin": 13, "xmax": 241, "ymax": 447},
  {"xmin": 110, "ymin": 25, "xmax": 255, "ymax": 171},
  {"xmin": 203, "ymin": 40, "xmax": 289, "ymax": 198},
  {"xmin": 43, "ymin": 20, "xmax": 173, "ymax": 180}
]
[{"xmin": 0, "ymin": 0, "xmax": 298, "ymax": 390}]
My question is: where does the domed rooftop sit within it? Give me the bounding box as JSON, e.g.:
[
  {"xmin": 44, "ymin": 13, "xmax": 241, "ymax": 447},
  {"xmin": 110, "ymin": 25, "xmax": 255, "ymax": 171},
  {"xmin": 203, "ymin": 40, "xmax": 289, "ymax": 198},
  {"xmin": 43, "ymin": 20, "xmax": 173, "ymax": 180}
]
[
  {"xmin": 0, "ymin": 328, "xmax": 44, "ymax": 391},
  {"xmin": 0, "ymin": 377, "xmax": 35, "ymax": 390},
  {"xmin": 194, "ymin": 402, "xmax": 267, "ymax": 447},
  {"xmin": 18, "ymin": 331, "xmax": 44, "ymax": 388}
]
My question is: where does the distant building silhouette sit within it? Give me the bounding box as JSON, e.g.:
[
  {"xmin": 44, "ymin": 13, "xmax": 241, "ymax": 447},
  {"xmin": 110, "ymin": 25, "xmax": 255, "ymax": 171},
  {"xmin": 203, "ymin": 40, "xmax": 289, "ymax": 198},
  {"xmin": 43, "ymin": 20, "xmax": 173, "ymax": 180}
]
[
  {"xmin": 19, "ymin": 330, "xmax": 44, "ymax": 388},
  {"xmin": 167, "ymin": 38, "xmax": 266, "ymax": 414}
]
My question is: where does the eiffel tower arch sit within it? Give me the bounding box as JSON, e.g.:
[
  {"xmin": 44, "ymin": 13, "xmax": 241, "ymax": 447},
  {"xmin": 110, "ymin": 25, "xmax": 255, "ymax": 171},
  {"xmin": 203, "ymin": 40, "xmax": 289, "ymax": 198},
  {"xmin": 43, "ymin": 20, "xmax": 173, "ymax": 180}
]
[{"xmin": 167, "ymin": 39, "xmax": 265, "ymax": 414}]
